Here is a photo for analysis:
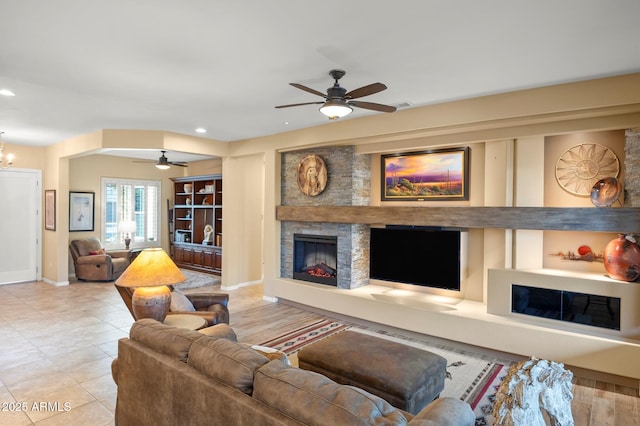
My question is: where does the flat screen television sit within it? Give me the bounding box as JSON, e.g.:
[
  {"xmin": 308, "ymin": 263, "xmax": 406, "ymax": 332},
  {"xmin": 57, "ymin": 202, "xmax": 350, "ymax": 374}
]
[{"xmin": 369, "ymin": 226, "xmax": 461, "ymax": 291}]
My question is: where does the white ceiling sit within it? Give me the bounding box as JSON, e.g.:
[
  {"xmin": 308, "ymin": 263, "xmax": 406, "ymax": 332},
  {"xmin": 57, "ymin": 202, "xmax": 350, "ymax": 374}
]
[{"xmin": 2, "ymin": 1, "xmax": 640, "ymax": 163}]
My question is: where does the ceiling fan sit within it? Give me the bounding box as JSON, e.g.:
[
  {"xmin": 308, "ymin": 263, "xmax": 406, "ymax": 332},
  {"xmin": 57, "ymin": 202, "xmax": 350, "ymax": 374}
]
[
  {"xmin": 275, "ymin": 69, "xmax": 397, "ymax": 120},
  {"xmin": 134, "ymin": 151, "xmax": 187, "ymax": 170}
]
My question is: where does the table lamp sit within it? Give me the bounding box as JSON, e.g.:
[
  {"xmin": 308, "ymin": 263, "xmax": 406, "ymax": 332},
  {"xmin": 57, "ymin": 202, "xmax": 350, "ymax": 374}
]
[
  {"xmin": 118, "ymin": 220, "xmax": 137, "ymax": 249},
  {"xmin": 115, "ymin": 248, "xmax": 186, "ymax": 322}
]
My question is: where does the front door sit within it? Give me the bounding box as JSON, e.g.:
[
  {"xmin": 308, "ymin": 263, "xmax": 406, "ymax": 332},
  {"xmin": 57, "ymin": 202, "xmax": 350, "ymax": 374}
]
[{"xmin": 0, "ymin": 169, "xmax": 40, "ymax": 284}]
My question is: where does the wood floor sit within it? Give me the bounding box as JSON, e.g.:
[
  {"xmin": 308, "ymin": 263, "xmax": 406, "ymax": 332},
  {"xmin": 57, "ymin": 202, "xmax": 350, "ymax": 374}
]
[{"xmin": 200, "ymin": 283, "xmax": 640, "ymax": 426}]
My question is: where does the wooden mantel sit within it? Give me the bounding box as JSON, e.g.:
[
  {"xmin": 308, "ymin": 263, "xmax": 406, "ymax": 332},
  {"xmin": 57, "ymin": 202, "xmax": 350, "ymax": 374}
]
[{"xmin": 276, "ymin": 206, "xmax": 640, "ymax": 233}]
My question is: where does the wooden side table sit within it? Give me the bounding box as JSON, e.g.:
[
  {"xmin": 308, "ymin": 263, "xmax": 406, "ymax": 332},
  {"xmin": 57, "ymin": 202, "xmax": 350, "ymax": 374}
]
[{"xmin": 163, "ymin": 314, "xmax": 207, "ymax": 330}]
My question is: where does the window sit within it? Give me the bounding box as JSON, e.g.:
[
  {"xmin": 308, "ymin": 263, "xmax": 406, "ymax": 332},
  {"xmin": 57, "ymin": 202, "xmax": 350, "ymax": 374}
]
[{"xmin": 101, "ymin": 177, "xmax": 161, "ymax": 249}]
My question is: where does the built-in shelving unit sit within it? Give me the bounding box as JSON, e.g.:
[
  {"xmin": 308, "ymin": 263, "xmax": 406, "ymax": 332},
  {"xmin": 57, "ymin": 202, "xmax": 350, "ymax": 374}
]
[{"xmin": 171, "ymin": 175, "xmax": 222, "ymax": 275}]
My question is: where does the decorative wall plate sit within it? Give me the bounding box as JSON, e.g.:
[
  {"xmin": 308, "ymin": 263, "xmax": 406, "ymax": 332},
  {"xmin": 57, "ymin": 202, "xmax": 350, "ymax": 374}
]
[
  {"xmin": 555, "ymin": 144, "xmax": 619, "ymax": 196},
  {"xmin": 297, "ymin": 154, "xmax": 327, "ymax": 196}
]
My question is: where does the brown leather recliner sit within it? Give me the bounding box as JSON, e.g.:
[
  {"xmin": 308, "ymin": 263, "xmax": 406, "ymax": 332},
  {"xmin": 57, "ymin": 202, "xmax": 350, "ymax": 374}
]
[
  {"xmin": 114, "ymin": 284, "xmax": 230, "ymax": 326},
  {"xmin": 70, "ymin": 237, "xmax": 131, "ymax": 281}
]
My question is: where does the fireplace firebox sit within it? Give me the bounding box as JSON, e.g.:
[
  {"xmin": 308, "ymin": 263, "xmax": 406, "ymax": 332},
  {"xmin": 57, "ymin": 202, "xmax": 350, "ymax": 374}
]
[{"xmin": 293, "ymin": 234, "xmax": 337, "ymax": 286}]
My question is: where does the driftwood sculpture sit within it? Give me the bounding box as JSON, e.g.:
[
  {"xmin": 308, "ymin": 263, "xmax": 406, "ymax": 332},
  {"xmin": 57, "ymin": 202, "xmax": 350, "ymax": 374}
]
[{"xmin": 492, "ymin": 358, "xmax": 574, "ymax": 426}]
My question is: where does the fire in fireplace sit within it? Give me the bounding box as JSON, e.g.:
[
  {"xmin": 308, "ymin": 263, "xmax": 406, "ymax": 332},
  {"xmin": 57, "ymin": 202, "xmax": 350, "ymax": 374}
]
[{"xmin": 293, "ymin": 234, "xmax": 337, "ymax": 286}]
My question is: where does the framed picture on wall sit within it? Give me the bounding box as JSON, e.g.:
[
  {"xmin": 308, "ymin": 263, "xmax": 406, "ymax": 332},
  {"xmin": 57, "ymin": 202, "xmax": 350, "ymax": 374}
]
[
  {"xmin": 69, "ymin": 191, "xmax": 95, "ymax": 231},
  {"xmin": 381, "ymin": 147, "xmax": 470, "ymax": 201},
  {"xmin": 45, "ymin": 190, "xmax": 56, "ymax": 231}
]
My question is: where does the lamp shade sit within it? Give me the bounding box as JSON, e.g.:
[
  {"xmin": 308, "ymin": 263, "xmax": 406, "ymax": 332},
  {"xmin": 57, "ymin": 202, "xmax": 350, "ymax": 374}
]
[
  {"xmin": 115, "ymin": 248, "xmax": 185, "ymax": 288},
  {"xmin": 118, "ymin": 220, "xmax": 137, "ymax": 234},
  {"xmin": 319, "ymin": 100, "xmax": 352, "ymax": 119}
]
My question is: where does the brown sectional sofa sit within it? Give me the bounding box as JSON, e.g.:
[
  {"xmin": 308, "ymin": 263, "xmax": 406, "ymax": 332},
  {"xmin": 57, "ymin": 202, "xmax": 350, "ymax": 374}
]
[{"xmin": 111, "ymin": 319, "xmax": 475, "ymax": 425}]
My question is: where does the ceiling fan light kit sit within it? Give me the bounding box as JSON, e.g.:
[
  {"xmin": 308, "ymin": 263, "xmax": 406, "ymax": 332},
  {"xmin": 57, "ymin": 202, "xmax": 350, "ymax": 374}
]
[
  {"xmin": 319, "ymin": 99, "xmax": 353, "ymax": 120},
  {"xmin": 275, "ymin": 69, "xmax": 396, "ymax": 120}
]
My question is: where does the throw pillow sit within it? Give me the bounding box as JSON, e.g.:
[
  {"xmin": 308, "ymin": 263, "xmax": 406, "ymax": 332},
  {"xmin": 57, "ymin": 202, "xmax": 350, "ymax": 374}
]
[
  {"xmin": 88, "ymin": 248, "xmax": 106, "ymax": 255},
  {"xmin": 170, "ymin": 289, "xmax": 196, "ymax": 312}
]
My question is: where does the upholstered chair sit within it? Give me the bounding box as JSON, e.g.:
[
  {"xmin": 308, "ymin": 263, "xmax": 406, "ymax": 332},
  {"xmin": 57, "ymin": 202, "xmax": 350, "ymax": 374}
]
[
  {"xmin": 70, "ymin": 237, "xmax": 131, "ymax": 281},
  {"xmin": 114, "ymin": 284, "xmax": 230, "ymax": 326}
]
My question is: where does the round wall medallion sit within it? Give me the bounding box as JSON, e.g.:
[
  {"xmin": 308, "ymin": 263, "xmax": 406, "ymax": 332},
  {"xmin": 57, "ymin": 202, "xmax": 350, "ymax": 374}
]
[
  {"xmin": 555, "ymin": 143, "xmax": 619, "ymax": 196},
  {"xmin": 297, "ymin": 155, "xmax": 327, "ymax": 196}
]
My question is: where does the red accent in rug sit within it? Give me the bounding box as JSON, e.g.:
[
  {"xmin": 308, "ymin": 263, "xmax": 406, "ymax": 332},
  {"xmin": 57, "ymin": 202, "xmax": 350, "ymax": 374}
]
[{"xmin": 258, "ymin": 319, "xmax": 350, "ymax": 354}]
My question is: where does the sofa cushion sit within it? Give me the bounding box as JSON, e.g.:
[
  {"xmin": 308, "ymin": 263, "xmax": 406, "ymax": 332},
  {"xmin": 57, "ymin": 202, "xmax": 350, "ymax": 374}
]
[
  {"xmin": 188, "ymin": 336, "xmax": 269, "ymax": 395},
  {"xmin": 410, "ymin": 398, "xmax": 475, "ymax": 426},
  {"xmin": 253, "ymin": 360, "xmax": 408, "ymax": 426},
  {"xmin": 129, "ymin": 318, "xmax": 204, "ymax": 362},
  {"xmin": 198, "ymin": 323, "xmax": 238, "ymax": 341},
  {"xmin": 170, "ymin": 289, "xmax": 196, "ymax": 312}
]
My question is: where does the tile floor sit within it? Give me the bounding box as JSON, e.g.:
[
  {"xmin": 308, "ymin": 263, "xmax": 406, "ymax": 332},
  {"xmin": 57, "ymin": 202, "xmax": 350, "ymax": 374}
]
[{"xmin": 0, "ymin": 281, "xmax": 130, "ymax": 425}]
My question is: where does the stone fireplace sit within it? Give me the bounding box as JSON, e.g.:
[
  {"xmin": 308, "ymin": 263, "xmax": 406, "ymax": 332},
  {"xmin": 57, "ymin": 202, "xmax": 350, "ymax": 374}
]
[{"xmin": 280, "ymin": 146, "xmax": 370, "ymax": 289}]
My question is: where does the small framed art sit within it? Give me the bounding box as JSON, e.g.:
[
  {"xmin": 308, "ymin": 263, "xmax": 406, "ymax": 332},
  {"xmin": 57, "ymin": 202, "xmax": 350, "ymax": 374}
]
[
  {"xmin": 45, "ymin": 190, "xmax": 56, "ymax": 231},
  {"xmin": 381, "ymin": 147, "xmax": 470, "ymax": 201},
  {"xmin": 69, "ymin": 191, "xmax": 95, "ymax": 231}
]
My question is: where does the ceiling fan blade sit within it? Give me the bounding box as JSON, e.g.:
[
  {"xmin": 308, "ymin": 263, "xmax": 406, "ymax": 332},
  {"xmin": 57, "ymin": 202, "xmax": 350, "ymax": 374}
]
[
  {"xmin": 169, "ymin": 162, "xmax": 188, "ymax": 167},
  {"xmin": 345, "ymin": 83, "xmax": 387, "ymax": 99},
  {"xmin": 349, "ymin": 101, "xmax": 397, "ymax": 113},
  {"xmin": 133, "ymin": 160, "xmax": 155, "ymax": 163},
  {"xmin": 289, "ymin": 83, "xmax": 326, "ymax": 98},
  {"xmin": 275, "ymin": 101, "xmax": 325, "ymax": 109}
]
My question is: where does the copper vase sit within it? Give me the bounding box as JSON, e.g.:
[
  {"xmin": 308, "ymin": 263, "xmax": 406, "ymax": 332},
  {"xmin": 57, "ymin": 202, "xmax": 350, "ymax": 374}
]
[{"xmin": 603, "ymin": 234, "xmax": 640, "ymax": 282}]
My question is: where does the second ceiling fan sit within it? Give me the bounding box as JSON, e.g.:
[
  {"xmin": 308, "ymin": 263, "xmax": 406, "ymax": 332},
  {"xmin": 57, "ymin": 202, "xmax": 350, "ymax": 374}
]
[
  {"xmin": 134, "ymin": 151, "xmax": 187, "ymax": 170},
  {"xmin": 275, "ymin": 69, "xmax": 397, "ymax": 120}
]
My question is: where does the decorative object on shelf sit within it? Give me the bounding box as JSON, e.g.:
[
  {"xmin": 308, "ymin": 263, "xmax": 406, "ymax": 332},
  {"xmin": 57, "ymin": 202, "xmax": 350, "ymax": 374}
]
[
  {"xmin": 0, "ymin": 131, "xmax": 15, "ymax": 169},
  {"xmin": 184, "ymin": 183, "xmax": 192, "ymax": 193},
  {"xmin": 555, "ymin": 143, "xmax": 620, "ymax": 196},
  {"xmin": 185, "ymin": 212, "xmax": 191, "ymax": 219},
  {"xmin": 203, "ymin": 224, "xmax": 214, "ymax": 245},
  {"xmin": 186, "ymin": 197, "xmax": 191, "ymax": 205},
  {"xmin": 590, "ymin": 177, "xmax": 622, "ymax": 207},
  {"xmin": 202, "ymin": 198, "xmax": 209, "ymax": 205},
  {"xmin": 115, "ymin": 248, "xmax": 186, "ymax": 322},
  {"xmin": 69, "ymin": 191, "xmax": 95, "ymax": 231},
  {"xmin": 205, "ymin": 184, "xmax": 214, "ymax": 192},
  {"xmin": 549, "ymin": 244, "xmax": 603, "ymax": 262},
  {"xmin": 297, "ymin": 154, "xmax": 328, "ymax": 196},
  {"xmin": 44, "ymin": 189, "xmax": 56, "ymax": 231},
  {"xmin": 381, "ymin": 147, "xmax": 470, "ymax": 201},
  {"xmin": 492, "ymin": 358, "xmax": 574, "ymax": 426},
  {"xmin": 603, "ymin": 234, "xmax": 640, "ymax": 281},
  {"xmin": 118, "ymin": 220, "xmax": 136, "ymax": 249}
]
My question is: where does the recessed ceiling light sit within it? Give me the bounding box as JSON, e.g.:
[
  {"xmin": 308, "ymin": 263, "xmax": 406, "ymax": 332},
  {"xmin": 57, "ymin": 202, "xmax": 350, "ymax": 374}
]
[
  {"xmin": 0, "ymin": 89, "xmax": 15, "ymax": 96},
  {"xmin": 195, "ymin": 128, "xmax": 206, "ymax": 134}
]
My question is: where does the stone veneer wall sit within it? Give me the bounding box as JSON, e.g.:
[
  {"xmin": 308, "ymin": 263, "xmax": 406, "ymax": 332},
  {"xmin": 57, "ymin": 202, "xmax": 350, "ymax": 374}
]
[
  {"xmin": 625, "ymin": 128, "xmax": 640, "ymax": 207},
  {"xmin": 280, "ymin": 146, "xmax": 370, "ymax": 289}
]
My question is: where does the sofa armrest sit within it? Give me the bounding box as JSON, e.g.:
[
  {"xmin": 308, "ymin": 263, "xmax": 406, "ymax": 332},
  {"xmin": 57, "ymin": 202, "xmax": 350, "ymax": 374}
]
[
  {"xmin": 187, "ymin": 293, "xmax": 229, "ymax": 310},
  {"xmin": 408, "ymin": 398, "xmax": 475, "ymax": 426}
]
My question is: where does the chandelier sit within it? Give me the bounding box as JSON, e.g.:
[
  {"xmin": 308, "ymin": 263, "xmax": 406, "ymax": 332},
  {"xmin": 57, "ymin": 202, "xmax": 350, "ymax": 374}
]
[{"xmin": 0, "ymin": 132, "xmax": 14, "ymax": 169}]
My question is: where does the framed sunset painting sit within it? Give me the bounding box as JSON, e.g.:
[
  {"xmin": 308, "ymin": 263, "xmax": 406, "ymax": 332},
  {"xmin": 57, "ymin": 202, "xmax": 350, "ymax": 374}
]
[{"xmin": 381, "ymin": 147, "xmax": 470, "ymax": 201}]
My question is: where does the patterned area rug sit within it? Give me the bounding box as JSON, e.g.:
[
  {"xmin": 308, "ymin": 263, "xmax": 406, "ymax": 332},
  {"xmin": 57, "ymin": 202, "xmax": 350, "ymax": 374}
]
[
  {"xmin": 174, "ymin": 269, "xmax": 221, "ymax": 290},
  {"xmin": 258, "ymin": 320, "xmax": 507, "ymax": 424}
]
